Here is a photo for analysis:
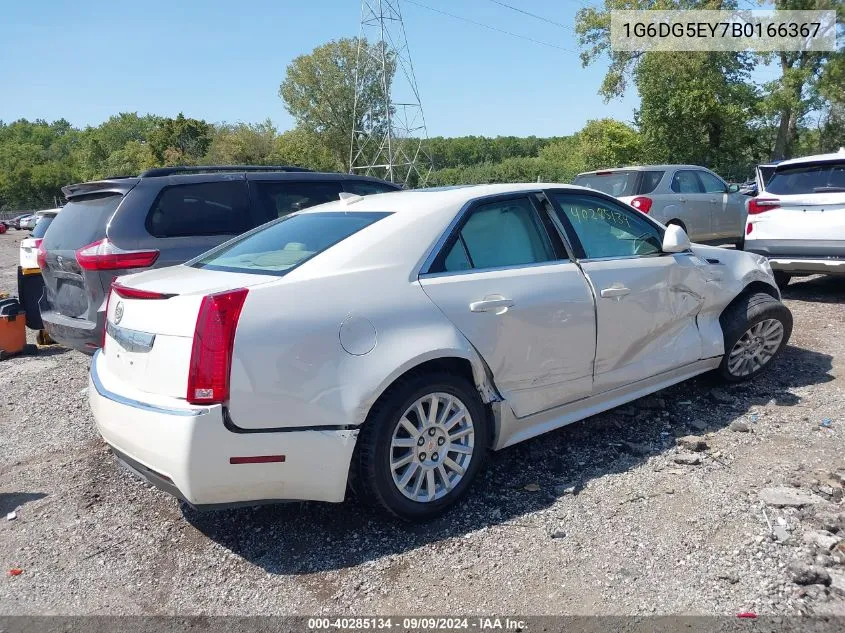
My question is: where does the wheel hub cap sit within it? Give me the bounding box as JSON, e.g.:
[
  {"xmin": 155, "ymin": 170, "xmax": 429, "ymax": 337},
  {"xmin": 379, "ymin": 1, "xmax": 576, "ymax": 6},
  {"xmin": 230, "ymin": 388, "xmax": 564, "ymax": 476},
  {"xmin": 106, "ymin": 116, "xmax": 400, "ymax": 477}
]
[
  {"xmin": 389, "ymin": 392, "xmax": 475, "ymax": 503},
  {"xmin": 727, "ymin": 318, "xmax": 784, "ymax": 377}
]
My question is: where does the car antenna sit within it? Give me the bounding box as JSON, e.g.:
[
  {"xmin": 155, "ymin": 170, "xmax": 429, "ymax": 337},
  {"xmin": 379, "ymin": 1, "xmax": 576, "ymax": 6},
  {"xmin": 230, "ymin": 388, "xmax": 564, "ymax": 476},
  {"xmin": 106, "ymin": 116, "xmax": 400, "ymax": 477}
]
[{"xmin": 338, "ymin": 192, "xmax": 363, "ymax": 206}]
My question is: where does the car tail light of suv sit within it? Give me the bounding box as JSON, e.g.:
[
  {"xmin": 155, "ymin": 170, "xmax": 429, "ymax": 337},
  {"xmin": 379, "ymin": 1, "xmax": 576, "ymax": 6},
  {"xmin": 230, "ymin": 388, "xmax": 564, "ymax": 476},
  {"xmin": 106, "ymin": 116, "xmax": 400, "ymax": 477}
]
[
  {"xmin": 630, "ymin": 196, "xmax": 653, "ymax": 213},
  {"xmin": 75, "ymin": 238, "xmax": 160, "ymax": 271},
  {"xmin": 748, "ymin": 198, "xmax": 780, "ymax": 215},
  {"xmin": 187, "ymin": 288, "xmax": 249, "ymax": 405},
  {"xmin": 35, "ymin": 240, "xmax": 47, "ymax": 269}
]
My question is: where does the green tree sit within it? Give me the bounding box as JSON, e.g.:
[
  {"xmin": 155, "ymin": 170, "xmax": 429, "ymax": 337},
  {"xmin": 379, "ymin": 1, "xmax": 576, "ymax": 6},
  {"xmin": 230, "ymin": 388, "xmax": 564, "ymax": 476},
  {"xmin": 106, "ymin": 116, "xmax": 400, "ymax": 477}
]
[
  {"xmin": 634, "ymin": 53, "xmax": 761, "ymax": 177},
  {"xmin": 280, "ymin": 38, "xmax": 393, "ymax": 171},
  {"xmin": 148, "ymin": 113, "xmax": 212, "ymax": 165},
  {"xmin": 205, "ymin": 120, "xmax": 279, "ymax": 165},
  {"xmin": 270, "ymin": 127, "xmax": 341, "ymax": 172}
]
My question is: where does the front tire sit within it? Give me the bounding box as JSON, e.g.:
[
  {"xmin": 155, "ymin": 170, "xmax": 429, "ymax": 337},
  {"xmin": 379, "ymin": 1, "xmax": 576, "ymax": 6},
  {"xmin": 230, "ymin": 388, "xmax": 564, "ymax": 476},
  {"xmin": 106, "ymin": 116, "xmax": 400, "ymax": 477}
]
[
  {"xmin": 718, "ymin": 292, "xmax": 792, "ymax": 383},
  {"xmin": 350, "ymin": 371, "xmax": 489, "ymax": 521}
]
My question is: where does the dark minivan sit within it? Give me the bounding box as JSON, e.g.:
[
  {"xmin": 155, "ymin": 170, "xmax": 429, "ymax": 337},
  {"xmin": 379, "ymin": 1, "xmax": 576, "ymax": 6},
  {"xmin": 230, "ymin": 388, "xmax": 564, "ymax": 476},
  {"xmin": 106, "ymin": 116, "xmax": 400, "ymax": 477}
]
[{"xmin": 38, "ymin": 166, "xmax": 401, "ymax": 353}]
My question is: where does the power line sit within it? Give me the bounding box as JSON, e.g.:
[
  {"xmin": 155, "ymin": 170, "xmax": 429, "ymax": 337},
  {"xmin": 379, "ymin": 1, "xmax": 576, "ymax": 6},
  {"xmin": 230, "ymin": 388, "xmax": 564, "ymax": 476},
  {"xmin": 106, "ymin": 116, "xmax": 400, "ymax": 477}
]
[
  {"xmin": 485, "ymin": 0, "xmax": 575, "ymax": 32},
  {"xmin": 403, "ymin": 0, "xmax": 577, "ymax": 53}
]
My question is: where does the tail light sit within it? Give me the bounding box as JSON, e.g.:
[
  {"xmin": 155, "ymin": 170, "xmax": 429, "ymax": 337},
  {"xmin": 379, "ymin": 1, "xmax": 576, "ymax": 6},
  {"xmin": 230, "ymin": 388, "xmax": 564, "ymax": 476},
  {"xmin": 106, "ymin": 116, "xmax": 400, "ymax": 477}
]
[
  {"xmin": 76, "ymin": 238, "xmax": 159, "ymax": 271},
  {"xmin": 187, "ymin": 288, "xmax": 249, "ymax": 405},
  {"xmin": 748, "ymin": 198, "xmax": 780, "ymax": 215},
  {"xmin": 36, "ymin": 240, "xmax": 47, "ymax": 269},
  {"xmin": 111, "ymin": 282, "xmax": 174, "ymax": 300},
  {"xmin": 630, "ymin": 196, "xmax": 653, "ymax": 213}
]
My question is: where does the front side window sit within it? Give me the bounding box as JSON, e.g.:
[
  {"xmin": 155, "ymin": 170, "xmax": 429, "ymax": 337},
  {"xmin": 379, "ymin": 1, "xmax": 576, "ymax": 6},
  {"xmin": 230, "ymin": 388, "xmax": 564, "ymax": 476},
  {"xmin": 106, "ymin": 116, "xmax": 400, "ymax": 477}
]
[
  {"xmin": 697, "ymin": 171, "xmax": 728, "ymax": 193},
  {"xmin": 146, "ymin": 181, "xmax": 252, "ymax": 238},
  {"xmin": 550, "ymin": 193, "xmax": 663, "ymax": 259},
  {"xmin": 192, "ymin": 211, "xmax": 390, "ymax": 276},
  {"xmin": 671, "ymin": 170, "xmax": 703, "ymax": 194},
  {"xmin": 766, "ymin": 161, "xmax": 845, "ymax": 195},
  {"xmin": 439, "ymin": 197, "xmax": 556, "ymax": 272},
  {"xmin": 251, "ymin": 180, "xmax": 343, "ymax": 223}
]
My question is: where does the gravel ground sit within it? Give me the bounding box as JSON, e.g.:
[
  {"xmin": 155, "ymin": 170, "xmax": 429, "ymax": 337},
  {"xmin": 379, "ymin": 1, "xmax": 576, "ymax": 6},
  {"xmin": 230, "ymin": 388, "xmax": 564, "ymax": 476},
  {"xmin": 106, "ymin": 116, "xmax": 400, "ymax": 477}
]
[{"xmin": 0, "ymin": 229, "xmax": 843, "ymax": 616}]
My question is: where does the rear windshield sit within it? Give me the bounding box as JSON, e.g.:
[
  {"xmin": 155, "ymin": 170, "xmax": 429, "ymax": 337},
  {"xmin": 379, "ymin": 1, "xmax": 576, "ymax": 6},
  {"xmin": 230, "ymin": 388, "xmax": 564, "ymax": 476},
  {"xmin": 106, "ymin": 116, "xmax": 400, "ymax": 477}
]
[
  {"xmin": 766, "ymin": 161, "xmax": 845, "ymax": 195},
  {"xmin": 30, "ymin": 214, "xmax": 56, "ymax": 238},
  {"xmin": 42, "ymin": 194, "xmax": 122, "ymax": 250},
  {"xmin": 192, "ymin": 211, "xmax": 391, "ymax": 276},
  {"xmin": 573, "ymin": 171, "xmax": 663, "ymax": 197}
]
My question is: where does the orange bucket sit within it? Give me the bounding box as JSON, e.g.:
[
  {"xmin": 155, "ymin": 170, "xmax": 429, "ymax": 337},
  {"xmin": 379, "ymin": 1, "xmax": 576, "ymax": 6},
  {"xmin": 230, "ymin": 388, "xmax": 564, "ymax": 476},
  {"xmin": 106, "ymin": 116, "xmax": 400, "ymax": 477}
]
[{"xmin": 0, "ymin": 300, "xmax": 26, "ymax": 355}]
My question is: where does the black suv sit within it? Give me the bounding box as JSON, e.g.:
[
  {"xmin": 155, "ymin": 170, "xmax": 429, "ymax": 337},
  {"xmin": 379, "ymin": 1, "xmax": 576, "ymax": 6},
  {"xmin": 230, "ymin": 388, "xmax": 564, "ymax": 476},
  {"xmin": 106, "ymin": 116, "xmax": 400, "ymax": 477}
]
[{"xmin": 38, "ymin": 166, "xmax": 401, "ymax": 353}]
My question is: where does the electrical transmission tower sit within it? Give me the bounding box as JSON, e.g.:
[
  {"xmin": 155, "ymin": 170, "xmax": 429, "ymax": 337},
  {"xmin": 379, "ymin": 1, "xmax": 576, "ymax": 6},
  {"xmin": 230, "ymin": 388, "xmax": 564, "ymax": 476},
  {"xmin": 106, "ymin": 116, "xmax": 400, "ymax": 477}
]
[{"xmin": 350, "ymin": 0, "xmax": 433, "ymax": 187}]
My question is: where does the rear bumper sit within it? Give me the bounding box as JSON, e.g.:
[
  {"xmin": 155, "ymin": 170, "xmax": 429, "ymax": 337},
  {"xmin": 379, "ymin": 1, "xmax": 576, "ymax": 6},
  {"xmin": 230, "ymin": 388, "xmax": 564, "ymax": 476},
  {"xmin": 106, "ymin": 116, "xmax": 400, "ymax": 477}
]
[
  {"xmin": 40, "ymin": 309, "xmax": 100, "ymax": 354},
  {"xmin": 746, "ymin": 239, "xmax": 845, "ymax": 275},
  {"xmin": 766, "ymin": 258, "xmax": 845, "ymax": 275},
  {"xmin": 88, "ymin": 350, "xmax": 358, "ymax": 507}
]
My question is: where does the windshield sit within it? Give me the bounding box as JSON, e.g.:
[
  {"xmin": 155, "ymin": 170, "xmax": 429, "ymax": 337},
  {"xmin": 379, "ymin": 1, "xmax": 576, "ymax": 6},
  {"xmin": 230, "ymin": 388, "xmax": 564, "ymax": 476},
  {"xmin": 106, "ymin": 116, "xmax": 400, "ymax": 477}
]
[
  {"xmin": 31, "ymin": 215, "xmax": 56, "ymax": 238},
  {"xmin": 192, "ymin": 211, "xmax": 391, "ymax": 276},
  {"xmin": 766, "ymin": 161, "xmax": 845, "ymax": 195}
]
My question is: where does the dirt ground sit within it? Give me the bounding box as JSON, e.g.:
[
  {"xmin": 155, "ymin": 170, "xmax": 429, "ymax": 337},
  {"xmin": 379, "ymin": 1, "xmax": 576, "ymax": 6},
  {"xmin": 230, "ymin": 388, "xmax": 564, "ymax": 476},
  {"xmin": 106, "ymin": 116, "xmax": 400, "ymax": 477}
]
[{"xmin": 0, "ymin": 229, "xmax": 843, "ymax": 616}]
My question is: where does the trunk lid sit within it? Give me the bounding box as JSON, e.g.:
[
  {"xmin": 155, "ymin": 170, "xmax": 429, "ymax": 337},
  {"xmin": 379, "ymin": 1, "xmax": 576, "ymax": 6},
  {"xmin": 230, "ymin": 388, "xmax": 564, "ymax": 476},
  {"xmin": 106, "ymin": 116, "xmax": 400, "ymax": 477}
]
[
  {"xmin": 102, "ymin": 265, "xmax": 275, "ymax": 398},
  {"xmin": 40, "ymin": 192, "xmax": 126, "ymax": 320},
  {"xmin": 752, "ymin": 192, "xmax": 845, "ymax": 245}
]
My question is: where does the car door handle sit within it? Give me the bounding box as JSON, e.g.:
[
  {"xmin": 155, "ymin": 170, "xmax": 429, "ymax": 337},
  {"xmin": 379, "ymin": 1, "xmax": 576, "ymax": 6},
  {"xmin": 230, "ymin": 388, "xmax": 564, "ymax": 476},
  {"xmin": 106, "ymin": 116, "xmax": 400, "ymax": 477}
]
[
  {"xmin": 678, "ymin": 197, "xmax": 687, "ymax": 203},
  {"xmin": 469, "ymin": 298, "xmax": 514, "ymax": 313},
  {"xmin": 709, "ymin": 199, "xmax": 719, "ymax": 204},
  {"xmin": 600, "ymin": 286, "xmax": 630, "ymax": 298}
]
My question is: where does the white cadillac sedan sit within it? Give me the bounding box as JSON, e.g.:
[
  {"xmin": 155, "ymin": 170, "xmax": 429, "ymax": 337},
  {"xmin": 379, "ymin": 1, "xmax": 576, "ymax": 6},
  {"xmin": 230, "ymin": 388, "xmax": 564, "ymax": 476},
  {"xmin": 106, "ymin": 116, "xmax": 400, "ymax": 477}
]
[{"xmin": 89, "ymin": 184, "xmax": 792, "ymax": 521}]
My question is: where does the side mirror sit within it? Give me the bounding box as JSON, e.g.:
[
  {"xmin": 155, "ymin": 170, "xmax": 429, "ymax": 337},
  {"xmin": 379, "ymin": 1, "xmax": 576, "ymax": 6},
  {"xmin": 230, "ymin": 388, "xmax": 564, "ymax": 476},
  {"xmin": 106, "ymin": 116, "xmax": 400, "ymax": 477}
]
[
  {"xmin": 662, "ymin": 224, "xmax": 691, "ymax": 253},
  {"xmin": 727, "ymin": 183, "xmax": 740, "ymax": 193}
]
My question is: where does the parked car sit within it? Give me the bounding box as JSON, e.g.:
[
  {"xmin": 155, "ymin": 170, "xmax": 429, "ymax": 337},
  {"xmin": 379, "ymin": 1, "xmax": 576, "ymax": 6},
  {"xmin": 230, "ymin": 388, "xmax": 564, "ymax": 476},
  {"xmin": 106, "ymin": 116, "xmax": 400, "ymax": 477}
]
[
  {"xmin": 745, "ymin": 148, "xmax": 845, "ymax": 287},
  {"xmin": 573, "ymin": 165, "xmax": 747, "ymax": 247},
  {"xmin": 19, "ymin": 215, "xmax": 38, "ymax": 231},
  {"xmin": 20, "ymin": 208, "xmax": 61, "ymax": 270},
  {"xmin": 88, "ymin": 183, "xmax": 791, "ymax": 521},
  {"xmin": 18, "ymin": 208, "xmax": 62, "ymax": 332},
  {"xmin": 3, "ymin": 214, "xmax": 31, "ymax": 230},
  {"xmin": 38, "ymin": 166, "xmax": 401, "ymax": 353}
]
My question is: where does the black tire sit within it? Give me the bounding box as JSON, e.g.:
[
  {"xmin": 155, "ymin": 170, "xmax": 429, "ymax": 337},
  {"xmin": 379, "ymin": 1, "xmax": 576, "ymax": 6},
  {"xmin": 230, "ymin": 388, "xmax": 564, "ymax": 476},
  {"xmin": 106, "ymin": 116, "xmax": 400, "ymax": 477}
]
[
  {"xmin": 350, "ymin": 371, "xmax": 490, "ymax": 521},
  {"xmin": 717, "ymin": 292, "xmax": 792, "ymax": 383},
  {"xmin": 772, "ymin": 271, "xmax": 791, "ymax": 289},
  {"xmin": 734, "ymin": 236, "xmax": 745, "ymax": 251}
]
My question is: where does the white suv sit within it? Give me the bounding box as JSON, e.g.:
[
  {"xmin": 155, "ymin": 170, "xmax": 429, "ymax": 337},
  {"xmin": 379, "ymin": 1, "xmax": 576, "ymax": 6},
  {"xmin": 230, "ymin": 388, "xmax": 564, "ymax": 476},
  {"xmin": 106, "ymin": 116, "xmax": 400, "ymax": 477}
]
[{"xmin": 745, "ymin": 149, "xmax": 845, "ymax": 287}]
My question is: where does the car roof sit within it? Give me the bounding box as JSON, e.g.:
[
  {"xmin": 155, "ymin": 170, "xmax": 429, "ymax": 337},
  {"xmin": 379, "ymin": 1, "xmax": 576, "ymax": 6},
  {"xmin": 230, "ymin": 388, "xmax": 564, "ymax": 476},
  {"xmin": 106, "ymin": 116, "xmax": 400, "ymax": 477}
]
[
  {"xmin": 304, "ymin": 183, "xmax": 594, "ymax": 217},
  {"xmin": 775, "ymin": 148, "xmax": 845, "ymax": 168},
  {"xmin": 34, "ymin": 207, "xmax": 62, "ymax": 217},
  {"xmin": 62, "ymin": 170, "xmax": 398, "ymax": 198},
  {"xmin": 576, "ymin": 165, "xmax": 709, "ymax": 175}
]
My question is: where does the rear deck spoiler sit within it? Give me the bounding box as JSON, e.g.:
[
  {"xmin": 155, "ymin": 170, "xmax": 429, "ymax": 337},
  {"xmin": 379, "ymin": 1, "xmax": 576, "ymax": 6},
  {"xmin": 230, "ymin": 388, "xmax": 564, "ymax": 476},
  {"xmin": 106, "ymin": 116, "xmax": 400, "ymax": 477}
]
[{"xmin": 62, "ymin": 178, "xmax": 140, "ymax": 199}]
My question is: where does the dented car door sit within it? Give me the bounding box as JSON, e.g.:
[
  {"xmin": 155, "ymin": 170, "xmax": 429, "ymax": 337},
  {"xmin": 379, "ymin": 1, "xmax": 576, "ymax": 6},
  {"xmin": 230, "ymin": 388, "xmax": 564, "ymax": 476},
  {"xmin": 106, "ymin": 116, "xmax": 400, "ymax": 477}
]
[{"xmin": 546, "ymin": 191, "xmax": 710, "ymax": 393}]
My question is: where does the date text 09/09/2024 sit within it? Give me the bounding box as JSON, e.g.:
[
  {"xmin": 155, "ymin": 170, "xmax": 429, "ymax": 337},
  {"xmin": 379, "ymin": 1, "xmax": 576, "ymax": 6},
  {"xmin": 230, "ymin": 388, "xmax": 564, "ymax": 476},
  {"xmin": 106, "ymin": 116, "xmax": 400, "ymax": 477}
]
[{"xmin": 307, "ymin": 617, "xmax": 528, "ymax": 631}]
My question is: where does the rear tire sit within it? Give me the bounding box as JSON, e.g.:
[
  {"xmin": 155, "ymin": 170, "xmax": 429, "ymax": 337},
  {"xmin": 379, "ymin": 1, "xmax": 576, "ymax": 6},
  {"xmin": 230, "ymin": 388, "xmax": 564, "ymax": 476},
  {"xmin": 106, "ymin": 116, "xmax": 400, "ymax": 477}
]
[
  {"xmin": 717, "ymin": 292, "xmax": 792, "ymax": 383},
  {"xmin": 350, "ymin": 371, "xmax": 489, "ymax": 522}
]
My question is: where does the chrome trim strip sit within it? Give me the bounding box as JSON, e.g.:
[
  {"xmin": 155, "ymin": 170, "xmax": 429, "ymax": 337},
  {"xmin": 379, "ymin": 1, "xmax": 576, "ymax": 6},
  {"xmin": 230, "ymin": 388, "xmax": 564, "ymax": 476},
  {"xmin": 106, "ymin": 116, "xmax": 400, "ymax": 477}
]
[
  {"xmin": 90, "ymin": 349, "xmax": 210, "ymax": 417},
  {"xmin": 106, "ymin": 321, "xmax": 156, "ymax": 353},
  {"xmin": 419, "ymin": 258, "xmax": 574, "ymax": 279}
]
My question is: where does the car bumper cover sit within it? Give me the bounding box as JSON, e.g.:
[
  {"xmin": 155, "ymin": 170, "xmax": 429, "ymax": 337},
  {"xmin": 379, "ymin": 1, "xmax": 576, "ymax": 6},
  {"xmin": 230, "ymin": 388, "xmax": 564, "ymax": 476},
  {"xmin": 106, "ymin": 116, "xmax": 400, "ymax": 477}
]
[{"xmin": 88, "ymin": 350, "xmax": 358, "ymax": 508}]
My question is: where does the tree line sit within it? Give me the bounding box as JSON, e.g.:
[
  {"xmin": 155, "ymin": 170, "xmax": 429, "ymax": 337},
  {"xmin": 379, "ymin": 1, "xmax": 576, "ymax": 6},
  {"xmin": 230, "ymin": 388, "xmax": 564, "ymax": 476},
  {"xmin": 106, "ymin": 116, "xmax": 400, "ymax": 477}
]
[{"xmin": 1, "ymin": 0, "xmax": 842, "ymax": 211}]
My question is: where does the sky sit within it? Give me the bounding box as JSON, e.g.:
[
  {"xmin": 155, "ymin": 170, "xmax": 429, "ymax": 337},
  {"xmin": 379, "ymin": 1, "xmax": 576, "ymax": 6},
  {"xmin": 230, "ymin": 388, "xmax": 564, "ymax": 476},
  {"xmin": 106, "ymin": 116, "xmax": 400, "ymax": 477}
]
[{"xmin": 0, "ymin": 0, "xmax": 777, "ymax": 138}]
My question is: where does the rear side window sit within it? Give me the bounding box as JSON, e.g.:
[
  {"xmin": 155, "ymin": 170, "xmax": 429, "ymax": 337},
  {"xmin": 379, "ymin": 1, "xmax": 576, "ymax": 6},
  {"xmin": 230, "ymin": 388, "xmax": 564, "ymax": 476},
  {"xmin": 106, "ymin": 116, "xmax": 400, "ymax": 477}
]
[
  {"xmin": 31, "ymin": 215, "xmax": 56, "ymax": 239},
  {"xmin": 573, "ymin": 171, "xmax": 637, "ymax": 197},
  {"xmin": 438, "ymin": 198, "xmax": 556, "ymax": 273},
  {"xmin": 42, "ymin": 194, "xmax": 122, "ymax": 250},
  {"xmin": 344, "ymin": 180, "xmax": 400, "ymax": 196},
  {"xmin": 251, "ymin": 181, "xmax": 342, "ymax": 223},
  {"xmin": 671, "ymin": 170, "xmax": 703, "ymax": 193},
  {"xmin": 636, "ymin": 171, "xmax": 664, "ymax": 195},
  {"xmin": 192, "ymin": 211, "xmax": 390, "ymax": 276},
  {"xmin": 146, "ymin": 181, "xmax": 251, "ymax": 238},
  {"xmin": 766, "ymin": 161, "xmax": 845, "ymax": 195}
]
